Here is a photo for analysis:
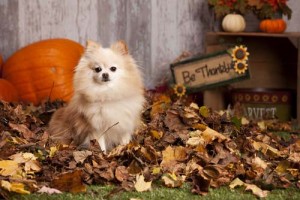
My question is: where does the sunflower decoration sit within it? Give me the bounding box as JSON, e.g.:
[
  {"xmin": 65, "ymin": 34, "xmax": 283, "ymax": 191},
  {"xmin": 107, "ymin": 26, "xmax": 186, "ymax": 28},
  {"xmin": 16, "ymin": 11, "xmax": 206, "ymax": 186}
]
[
  {"xmin": 231, "ymin": 45, "xmax": 250, "ymax": 74},
  {"xmin": 173, "ymin": 84, "xmax": 186, "ymax": 98},
  {"xmin": 234, "ymin": 60, "xmax": 248, "ymax": 74},
  {"xmin": 231, "ymin": 45, "xmax": 249, "ymax": 62}
]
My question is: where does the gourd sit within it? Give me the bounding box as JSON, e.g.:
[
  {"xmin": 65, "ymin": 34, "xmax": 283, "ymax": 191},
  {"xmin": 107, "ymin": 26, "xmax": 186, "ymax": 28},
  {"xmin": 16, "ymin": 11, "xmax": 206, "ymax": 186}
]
[
  {"xmin": 0, "ymin": 79, "xmax": 19, "ymax": 102},
  {"xmin": 222, "ymin": 14, "xmax": 246, "ymax": 33},
  {"xmin": 259, "ymin": 19, "xmax": 286, "ymax": 33},
  {"xmin": 2, "ymin": 38, "xmax": 84, "ymax": 105}
]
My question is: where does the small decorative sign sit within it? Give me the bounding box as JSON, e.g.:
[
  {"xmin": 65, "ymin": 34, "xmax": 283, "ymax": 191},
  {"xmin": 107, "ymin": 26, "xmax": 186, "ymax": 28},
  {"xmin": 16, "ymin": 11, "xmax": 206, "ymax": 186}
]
[{"xmin": 171, "ymin": 46, "xmax": 250, "ymax": 91}]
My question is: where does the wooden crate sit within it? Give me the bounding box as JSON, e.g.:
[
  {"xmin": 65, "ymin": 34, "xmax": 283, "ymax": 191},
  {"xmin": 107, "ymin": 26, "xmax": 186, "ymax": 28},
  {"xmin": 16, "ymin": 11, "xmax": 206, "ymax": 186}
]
[{"xmin": 204, "ymin": 32, "xmax": 300, "ymax": 122}]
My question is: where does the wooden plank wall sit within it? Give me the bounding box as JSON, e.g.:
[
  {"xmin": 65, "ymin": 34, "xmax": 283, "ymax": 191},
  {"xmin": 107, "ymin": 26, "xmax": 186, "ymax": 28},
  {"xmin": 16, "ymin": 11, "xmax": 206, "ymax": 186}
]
[{"xmin": 0, "ymin": 0, "xmax": 211, "ymax": 88}]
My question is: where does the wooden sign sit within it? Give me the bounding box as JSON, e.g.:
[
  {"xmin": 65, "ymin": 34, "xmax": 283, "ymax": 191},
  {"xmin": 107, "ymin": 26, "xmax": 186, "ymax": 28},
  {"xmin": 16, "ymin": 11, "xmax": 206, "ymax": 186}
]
[{"xmin": 171, "ymin": 46, "xmax": 250, "ymax": 91}]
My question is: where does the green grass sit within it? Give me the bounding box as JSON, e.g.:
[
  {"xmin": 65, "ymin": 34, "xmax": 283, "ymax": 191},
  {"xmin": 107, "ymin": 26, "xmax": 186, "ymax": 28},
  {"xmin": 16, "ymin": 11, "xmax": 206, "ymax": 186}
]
[{"xmin": 11, "ymin": 184, "xmax": 300, "ymax": 200}]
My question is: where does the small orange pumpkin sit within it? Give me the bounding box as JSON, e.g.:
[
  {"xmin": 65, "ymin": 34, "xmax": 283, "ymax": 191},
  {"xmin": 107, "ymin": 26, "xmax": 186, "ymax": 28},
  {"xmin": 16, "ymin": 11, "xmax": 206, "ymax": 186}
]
[
  {"xmin": 0, "ymin": 79, "xmax": 19, "ymax": 102},
  {"xmin": 259, "ymin": 19, "xmax": 286, "ymax": 33},
  {"xmin": 2, "ymin": 38, "xmax": 84, "ymax": 105}
]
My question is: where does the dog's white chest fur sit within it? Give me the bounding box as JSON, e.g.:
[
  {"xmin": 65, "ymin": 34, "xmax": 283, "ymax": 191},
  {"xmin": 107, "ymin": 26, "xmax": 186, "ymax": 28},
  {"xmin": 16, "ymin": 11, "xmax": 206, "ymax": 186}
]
[{"xmin": 82, "ymin": 95, "xmax": 144, "ymax": 152}]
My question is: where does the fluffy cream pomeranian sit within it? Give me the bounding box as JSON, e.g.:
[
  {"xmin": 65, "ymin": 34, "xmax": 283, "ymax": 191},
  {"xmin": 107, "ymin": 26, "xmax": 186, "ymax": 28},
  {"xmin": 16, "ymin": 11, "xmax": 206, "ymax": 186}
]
[{"xmin": 48, "ymin": 40, "xmax": 145, "ymax": 152}]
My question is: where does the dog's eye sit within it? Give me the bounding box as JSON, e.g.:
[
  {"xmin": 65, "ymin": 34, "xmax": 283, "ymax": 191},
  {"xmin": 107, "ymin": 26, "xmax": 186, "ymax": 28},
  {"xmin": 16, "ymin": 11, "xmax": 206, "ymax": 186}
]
[
  {"xmin": 95, "ymin": 67, "xmax": 102, "ymax": 73},
  {"xmin": 110, "ymin": 66, "xmax": 117, "ymax": 72}
]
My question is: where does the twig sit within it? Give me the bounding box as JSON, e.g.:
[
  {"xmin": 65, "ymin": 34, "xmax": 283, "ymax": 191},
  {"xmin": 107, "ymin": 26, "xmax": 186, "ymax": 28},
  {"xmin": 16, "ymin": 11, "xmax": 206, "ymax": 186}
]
[
  {"xmin": 100, "ymin": 122, "xmax": 119, "ymax": 137},
  {"xmin": 130, "ymin": 152, "xmax": 145, "ymax": 166}
]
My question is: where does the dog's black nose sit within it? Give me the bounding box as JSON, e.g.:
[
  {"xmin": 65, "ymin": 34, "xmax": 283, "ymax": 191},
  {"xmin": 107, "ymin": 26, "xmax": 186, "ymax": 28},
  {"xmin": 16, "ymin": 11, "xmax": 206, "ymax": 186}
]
[
  {"xmin": 102, "ymin": 73, "xmax": 109, "ymax": 81},
  {"xmin": 102, "ymin": 73, "xmax": 109, "ymax": 79}
]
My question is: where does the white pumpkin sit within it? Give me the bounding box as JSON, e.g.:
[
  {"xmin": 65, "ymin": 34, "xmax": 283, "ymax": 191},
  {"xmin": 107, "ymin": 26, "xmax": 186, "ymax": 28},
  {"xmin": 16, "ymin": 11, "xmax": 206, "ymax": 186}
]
[{"xmin": 222, "ymin": 14, "xmax": 246, "ymax": 32}]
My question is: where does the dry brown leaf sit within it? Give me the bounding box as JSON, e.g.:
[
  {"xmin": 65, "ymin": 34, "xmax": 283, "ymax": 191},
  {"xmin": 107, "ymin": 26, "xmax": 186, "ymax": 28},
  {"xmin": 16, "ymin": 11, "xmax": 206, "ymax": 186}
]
[
  {"xmin": 161, "ymin": 146, "xmax": 188, "ymax": 170},
  {"xmin": 288, "ymin": 152, "xmax": 300, "ymax": 163},
  {"xmin": 138, "ymin": 146, "xmax": 157, "ymax": 163},
  {"xmin": 97, "ymin": 167, "xmax": 115, "ymax": 181},
  {"xmin": 164, "ymin": 110, "xmax": 186, "ymax": 131},
  {"xmin": 150, "ymin": 94, "xmax": 171, "ymax": 118},
  {"xmin": 163, "ymin": 146, "xmax": 187, "ymax": 162},
  {"xmin": 24, "ymin": 160, "xmax": 41, "ymax": 172},
  {"xmin": 181, "ymin": 106, "xmax": 200, "ymax": 125},
  {"xmin": 115, "ymin": 166, "xmax": 129, "ymax": 182},
  {"xmin": 201, "ymin": 127, "xmax": 228, "ymax": 144},
  {"xmin": 73, "ymin": 150, "xmax": 92, "ymax": 163},
  {"xmin": 51, "ymin": 170, "xmax": 86, "ymax": 193},
  {"xmin": 191, "ymin": 170, "xmax": 211, "ymax": 196},
  {"xmin": 8, "ymin": 122, "xmax": 35, "ymax": 140},
  {"xmin": 203, "ymin": 165, "xmax": 221, "ymax": 179}
]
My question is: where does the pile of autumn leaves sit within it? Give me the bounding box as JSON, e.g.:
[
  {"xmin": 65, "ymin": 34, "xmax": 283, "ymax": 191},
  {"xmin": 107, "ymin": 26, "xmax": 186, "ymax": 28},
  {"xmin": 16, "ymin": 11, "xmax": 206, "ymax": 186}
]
[{"xmin": 0, "ymin": 92, "xmax": 299, "ymax": 198}]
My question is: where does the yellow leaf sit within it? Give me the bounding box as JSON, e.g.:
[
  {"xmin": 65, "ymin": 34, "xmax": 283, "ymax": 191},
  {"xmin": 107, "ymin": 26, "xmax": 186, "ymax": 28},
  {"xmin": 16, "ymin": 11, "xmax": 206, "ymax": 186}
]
[
  {"xmin": 251, "ymin": 157, "xmax": 268, "ymax": 170},
  {"xmin": 201, "ymin": 127, "xmax": 228, "ymax": 144},
  {"xmin": 189, "ymin": 130, "xmax": 202, "ymax": 137},
  {"xmin": 134, "ymin": 174, "xmax": 152, "ymax": 192},
  {"xmin": 245, "ymin": 184, "xmax": 269, "ymax": 198},
  {"xmin": 186, "ymin": 137, "xmax": 204, "ymax": 146},
  {"xmin": 1, "ymin": 180, "xmax": 11, "ymax": 191},
  {"xmin": 150, "ymin": 130, "xmax": 163, "ymax": 139},
  {"xmin": 161, "ymin": 173, "xmax": 185, "ymax": 188},
  {"xmin": 23, "ymin": 153, "xmax": 37, "ymax": 160},
  {"xmin": 229, "ymin": 178, "xmax": 269, "ymax": 198},
  {"xmin": 1, "ymin": 180, "xmax": 30, "ymax": 194},
  {"xmin": 10, "ymin": 152, "xmax": 37, "ymax": 163},
  {"xmin": 241, "ymin": 117, "xmax": 249, "ymax": 125},
  {"xmin": 150, "ymin": 95, "xmax": 171, "ymax": 118},
  {"xmin": 0, "ymin": 160, "xmax": 19, "ymax": 176},
  {"xmin": 10, "ymin": 136, "xmax": 27, "ymax": 145},
  {"xmin": 275, "ymin": 160, "xmax": 290, "ymax": 175},
  {"xmin": 229, "ymin": 178, "xmax": 245, "ymax": 189},
  {"xmin": 199, "ymin": 106, "xmax": 210, "ymax": 117},
  {"xmin": 49, "ymin": 146, "xmax": 58, "ymax": 157},
  {"xmin": 257, "ymin": 121, "xmax": 266, "ymax": 130},
  {"xmin": 152, "ymin": 167, "xmax": 161, "ymax": 175},
  {"xmin": 251, "ymin": 140, "xmax": 281, "ymax": 157},
  {"xmin": 192, "ymin": 124, "xmax": 207, "ymax": 131},
  {"xmin": 161, "ymin": 146, "xmax": 187, "ymax": 163},
  {"xmin": 189, "ymin": 102, "xmax": 199, "ymax": 110}
]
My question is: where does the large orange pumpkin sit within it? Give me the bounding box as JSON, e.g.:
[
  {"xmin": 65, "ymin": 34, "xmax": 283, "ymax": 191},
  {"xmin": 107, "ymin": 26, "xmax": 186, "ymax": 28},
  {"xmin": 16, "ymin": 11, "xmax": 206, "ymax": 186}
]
[
  {"xmin": 259, "ymin": 19, "xmax": 286, "ymax": 33},
  {"xmin": 2, "ymin": 38, "xmax": 84, "ymax": 105},
  {"xmin": 0, "ymin": 54, "xmax": 3, "ymax": 76},
  {"xmin": 0, "ymin": 79, "xmax": 19, "ymax": 102}
]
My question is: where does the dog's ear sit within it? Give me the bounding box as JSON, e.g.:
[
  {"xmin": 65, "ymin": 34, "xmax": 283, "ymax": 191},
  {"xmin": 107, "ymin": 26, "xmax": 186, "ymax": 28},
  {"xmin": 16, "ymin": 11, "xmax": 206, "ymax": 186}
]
[
  {"xmin": 86, "ymin": 40, "xmax": 101, "ymax": 50},
  {"xmin": 111, "ymin": 40, "xmax": 128, "ymax": 55}
]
